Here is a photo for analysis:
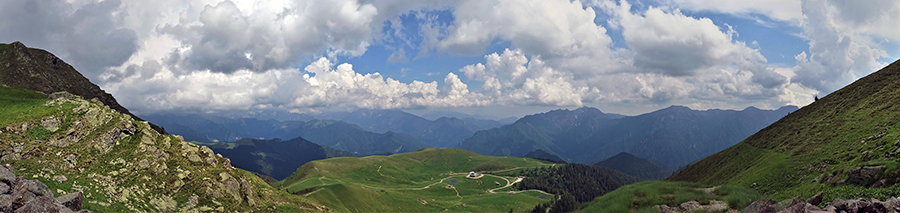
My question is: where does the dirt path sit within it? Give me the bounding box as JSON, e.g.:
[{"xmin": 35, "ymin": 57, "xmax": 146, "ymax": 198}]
[{"xmin": 488, "ymin": 175, "xmax": 520, "ymax": 193}]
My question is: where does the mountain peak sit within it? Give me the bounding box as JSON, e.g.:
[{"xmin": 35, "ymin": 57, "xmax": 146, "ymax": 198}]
[{"xmin": 9, "ymin": 41, "xmax": 25, "ymax": 49}]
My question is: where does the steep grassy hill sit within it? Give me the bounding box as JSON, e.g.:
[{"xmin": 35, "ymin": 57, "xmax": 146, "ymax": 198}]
[
  {"xmin": 275, "ymin": 148, "xmax": 555, "ymax": 212},
  {"xmin": 594, "ymin": 152, "xmax": 672, "ymax": 180},
  {"xmin": 670, "ymin": 59, "xmax": 900, "ymax": 201},
  {"xmin": 0, "ymin": 86, "xmax": 323, "ymax": 212}
]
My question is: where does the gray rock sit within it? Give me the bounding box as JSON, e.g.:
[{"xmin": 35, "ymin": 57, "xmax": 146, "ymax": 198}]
[
  {"xmin": 0, "ymin": 182, "xmax": 9, "ymax": 194},
  {"xmin": 23, "ymin": 179, "xmax": 53, "ymax": 198},
  {"xmin": 654, "ymin": 204, "xmax": 678, "ymax": 213},
  {"xmin": 808, "ymin": 191, "xmax": 824, "ymax": 206},
  {"xmin": 93, "ymin": 121, "xmax": 136, "ymax": 153},
  {"xmin": 223, "ymin": 158, "xmax": 233, "ymax": 169},
  {"xmin": 48, "ymin": 91, "xmax": 79, "ymax": 100},
  {"xmin": 745, "ymin": 199, "xmax": 777, "ymax": 213},
  {"xmin": 40, "ymin": 116, "xmax": 60, "ymax": 132},
  {"xmin": 777, "ymin": 202, "xmax": 807, "ymax": 213},
  {"xmin": 14, "ymin": 196, "xmax": 59, "ymax": 213},
  {"xmin": 241, "ymin": 178, "xmax": 256, "ymax": 206},
  {"xmin": 885, "ymin": 197, "xmax": 900, "ymax": 211},
  {"xmin": 219, "ymin": 172, "xmax": 242, "ymax": 203},
  {"xmin": 64, "ymin": 154, "xmax": 79, "ymax": 167},
  {"xmin": 0, "ymin": 194, "xmax": 12, "ymax": 212},
  {"xmin": 776, "ymin": 196, "xmax": 806, "ymax": 210},
  {"xmin": 55, "ymin": 191, "xmax": 82, "ymax": 211},
  {"xmin": 871, "ymin": 199, "xmax": 887, "ymax": 213},
  {"xmin": 0, "ymin": 163, "xmax": 15, "ymax": 185},
  {"xmin": 138, "ymin": 159, "xmax": 150, "ymax": 170},
  {"xmin": 846, "ymin": 166, "xmax": 882, "ymax": 186}
]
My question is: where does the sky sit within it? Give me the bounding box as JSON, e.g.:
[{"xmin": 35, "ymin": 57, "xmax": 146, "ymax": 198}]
[{"xmin": 1, "ymin": 0, "xmax": 898, "ymax": 117}]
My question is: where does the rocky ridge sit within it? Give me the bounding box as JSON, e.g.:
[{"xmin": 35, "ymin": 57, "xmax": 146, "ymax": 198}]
[
  {"xmin": 744, "ymin": 192, "xmax": 900, "ymax": 213},
  {"xmin": 0, "ymin": 92, "xmax": 322, "ymax": 212}
]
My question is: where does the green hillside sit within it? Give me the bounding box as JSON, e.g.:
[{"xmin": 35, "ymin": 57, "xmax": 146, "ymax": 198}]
[
  {"xmin": 0, "ymin": 87, "xmax": 323, "ymax": 212},
  {"xmin": 670, "ymin": 59, "xmax": 900, "ymax": 201},
  {"xmin": 594, "ymin": 152, "xmax": 672, "ymax": 180},
  {"xmin": 275, "ymin": 148, "xmax": 556, "ymax": 212}
]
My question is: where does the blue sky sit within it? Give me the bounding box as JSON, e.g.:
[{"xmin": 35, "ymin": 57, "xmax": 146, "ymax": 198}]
[{"xmin": 1, "ymin": 0, "xmax": 898, "ymax": 117}]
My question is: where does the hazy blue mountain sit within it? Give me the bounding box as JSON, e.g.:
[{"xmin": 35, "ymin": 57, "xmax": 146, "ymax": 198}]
[
  {"xmin": 594, "ymin": 152, "xmax": 671, "ymax": 180},
  {"xmin": 293, "ymin": 120, "xmax": 430, "ymax": 154},
  {"xmin": 217, "ymin": 109, "xmax": 316, "ymax": 122},
  {"xmin": 457, "ymin": 105, "xmax": 798, "ymax": 168},
  {"xmin": 143, "ymin": 114, "xmax": 428, "ymax": 155},
  {"xmin": 420, "ymin": 110, "xmax": 477, "ymax": 120},
  {"xmin": 319, "ymin": 109, "xmax": 506, "ymax": 147}
]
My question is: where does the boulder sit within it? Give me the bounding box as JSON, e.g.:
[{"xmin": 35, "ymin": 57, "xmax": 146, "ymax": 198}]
[
  {"xmin": 846, "ymin": 166, "xmax": 882, "ymax": 186},
  {"xmin": 219, "ymin": 172, "xmax": 242, "ymax": 203},
  {"xmin": 745, "ymin": 199, "xmax": 777, "ymax": 213},
  {"xmin": 776, "ymin": 196, "xmax": 806, "ymax": 210},
  {"xmin": 0, "ymin": 164, "xmax": 16, "ymax": 185},
  {"xmin": 679, "ymin": 200, "xmax": 701, "ymax": 211},
  {"xmin": 40, "ymin": 116, "xmax": 60, "ymax": 132},
  {"xmin": 807, "ymin": 191, "xmax": 824, "ymax": 206},
  {"xmin": 0, "ymin": 194, "xmax": 13, "ymax": 212},
  {"xmin": 777, "ymin": 202, "xmax": 807, "ymax": 213},
  {"xmin": 14, "ymin": 196, "xmax": 59, "ymax": 213},
  {"xmin": 55, "ymin": 192, "xmax": 82, "ymax": 211},
  {"xmin": 0, "ymin": 182, "xmax": 8, "ymax": 194},
  {"xmin": 654, "ymin": 204, "xmax": 678, "ymax": 213}
]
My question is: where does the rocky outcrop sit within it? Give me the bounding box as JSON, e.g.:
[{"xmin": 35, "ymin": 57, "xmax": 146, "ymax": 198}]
[
  {"xmin": 0, "ymin": 164, "xmax": 90, "ymax": 213},
  {"xmin": 846, "ymin": 166, "xmax": 882, "ymax": 186},
  {"xmin": 744, "ymin": 192, "xmax": 900, "ymax": 213},
  {"xmin": 654, "ymin": 200, "xmax": 729, "ymax": 213}
]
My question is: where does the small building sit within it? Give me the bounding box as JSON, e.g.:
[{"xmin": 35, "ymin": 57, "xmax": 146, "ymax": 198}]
[
  {"xmin": 494, "ymin": 181, "xmax": 500, "ymax": 185},
  {"xmin": 468, "ymin": 171, "xmax": 477, "ymax": 177},
  {"xmin": 508, "ymin": 191, "xmax": 515, "ymax": 195}
]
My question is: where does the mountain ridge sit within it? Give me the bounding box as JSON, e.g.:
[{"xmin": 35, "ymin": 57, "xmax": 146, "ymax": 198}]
[{"xmin": 458, "ymin": 105, "xmax": 798, "ymax": 168}]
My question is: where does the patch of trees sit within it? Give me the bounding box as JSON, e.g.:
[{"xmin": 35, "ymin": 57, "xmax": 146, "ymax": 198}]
[{"xmin": 510, "ymin": 164, "xmax": 639, "ymax": 212}]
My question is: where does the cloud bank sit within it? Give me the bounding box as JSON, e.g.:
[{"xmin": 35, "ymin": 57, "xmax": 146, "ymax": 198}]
[{"xmin": 0, "ymin": 0, "xmax": 894, "ymax": 114}]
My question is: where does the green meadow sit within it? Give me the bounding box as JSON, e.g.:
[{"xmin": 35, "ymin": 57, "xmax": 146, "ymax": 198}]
[{"xmin": 276, "ymin": 148, "xmax": 557, "ymax": 212}]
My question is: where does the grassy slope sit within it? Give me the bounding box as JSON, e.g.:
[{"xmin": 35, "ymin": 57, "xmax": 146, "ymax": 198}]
[
  {"xmin": 0, "ymin": 87, "xmax": 322, "ymax": 212},
  {"xmin": 578, "ymin": 181, "xmax": 761, "ymax": 213},
  {"xmin": 276, "ymin": 148, "xmax": 554, "ymax": 212},
  {"xmin": 669, "ymin": 59, "xmax": 900, "ymax": 201}
]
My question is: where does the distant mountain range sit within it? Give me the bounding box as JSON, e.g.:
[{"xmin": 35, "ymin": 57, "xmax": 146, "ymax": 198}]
[
  {"xmin": 144, "ymin": 108, "xmax": 508, "ymax": 149},
  {"xmin": 457, "ymin": 105, "xmax": 798, "ymax": 169},
  {"xmin": 313, "ymin": 109, "xmax": 508, "ymax": 148},
  {"xmin": 142, "ymin": 114, "xmax": 429, "ymax": 155}
]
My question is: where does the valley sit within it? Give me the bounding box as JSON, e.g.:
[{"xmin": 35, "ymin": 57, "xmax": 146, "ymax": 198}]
[{"xmin": 275, "ymin": 148, "xmax": 558, "ymax": 212}]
